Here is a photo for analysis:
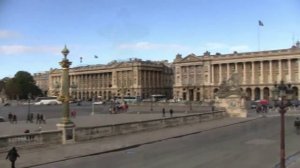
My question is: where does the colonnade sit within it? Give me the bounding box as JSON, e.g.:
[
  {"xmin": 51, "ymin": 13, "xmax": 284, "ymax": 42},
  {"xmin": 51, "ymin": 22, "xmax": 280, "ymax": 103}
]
[{"xmin": 211, "ymin": 58, "xmax": 300, "ymax": 85}]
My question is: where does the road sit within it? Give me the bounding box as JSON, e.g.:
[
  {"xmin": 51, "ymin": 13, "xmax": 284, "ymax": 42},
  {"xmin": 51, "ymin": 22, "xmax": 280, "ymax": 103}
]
[
  {"xmin": 0, "ymin": 102, "xmax": 214, "ymax": 121},
  {"xmin": 33, "ymin": 116, "xmax": 300, "ymax": 168}
]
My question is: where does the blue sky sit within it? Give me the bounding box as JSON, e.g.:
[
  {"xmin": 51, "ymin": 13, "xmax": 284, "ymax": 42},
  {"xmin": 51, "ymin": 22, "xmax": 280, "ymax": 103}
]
[{"xmin": 0, "ymin": 0, "xmax": 299, "ymax": 79}]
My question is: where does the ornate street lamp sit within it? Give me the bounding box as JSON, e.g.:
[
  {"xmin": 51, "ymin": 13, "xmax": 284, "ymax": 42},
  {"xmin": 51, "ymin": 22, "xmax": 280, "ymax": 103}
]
[
  {"xmin": 56, "ymin": 45, "xmax": 75, "ymax": 144},
  {"xmin": 27, "ymin": 93, "xmax": 31, "ymax": 121},
  {"xmin": 271, "ymin": 80, "xmax": 294, "ymax": 168}
]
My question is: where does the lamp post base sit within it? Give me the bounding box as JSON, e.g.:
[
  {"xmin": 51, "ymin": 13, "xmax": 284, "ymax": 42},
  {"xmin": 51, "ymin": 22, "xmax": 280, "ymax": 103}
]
[{"xmin": 56, "ymin": 122, "xmax": 75, "ymax": 144}]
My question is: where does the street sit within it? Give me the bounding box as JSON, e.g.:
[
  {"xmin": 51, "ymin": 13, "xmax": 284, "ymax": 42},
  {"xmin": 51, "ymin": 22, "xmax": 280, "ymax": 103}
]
[
  {"xmin": 33, "ymin": 116, "xmax": 300, "ymax": 168},
  {"xmin": 0, "ymin": 102, "xmax": 214, "ymax": 121}
]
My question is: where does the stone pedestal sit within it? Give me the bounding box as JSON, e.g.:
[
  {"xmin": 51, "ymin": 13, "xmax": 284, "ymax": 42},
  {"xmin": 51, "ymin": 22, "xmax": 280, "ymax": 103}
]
[
  {"xmin": 216, "ymin": 95, "xmax": 247, "ymax": 118},
  {"xmin": 56, "ymin": 122, "xmax": 75, "ymax": 144}
]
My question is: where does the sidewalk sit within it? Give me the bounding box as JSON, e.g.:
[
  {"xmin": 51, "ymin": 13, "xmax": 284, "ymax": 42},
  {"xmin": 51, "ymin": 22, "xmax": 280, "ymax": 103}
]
[
  {"xmin": 0, "ymin": 116, "xmax": 260, "ymax": 168},
  {"xmin": 0, "ymin": 113, "xmax": 187, "ymax": 136}
]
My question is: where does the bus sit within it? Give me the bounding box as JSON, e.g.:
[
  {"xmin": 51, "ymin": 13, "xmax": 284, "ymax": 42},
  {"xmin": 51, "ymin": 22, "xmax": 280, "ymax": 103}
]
[
  {"xmin": 34, "ymin": 97, "xmax": 62, "ymax": 105},
  {"xmin": 151, "ymin": 95, "xmax": 167, "ymax": 102},
  {"xmin": 113, "ymin": 96, "xmax": 141, "ymax": 103}
]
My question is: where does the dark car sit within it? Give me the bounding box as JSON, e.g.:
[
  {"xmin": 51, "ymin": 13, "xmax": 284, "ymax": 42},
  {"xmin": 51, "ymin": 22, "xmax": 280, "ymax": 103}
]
[
  {"xmin": 3, "ymin": 103, "xmax": 10, "ymax": 106},
  {"xmin": 0, "ymin": 116, "xmax": 5, "ymax": 122}
]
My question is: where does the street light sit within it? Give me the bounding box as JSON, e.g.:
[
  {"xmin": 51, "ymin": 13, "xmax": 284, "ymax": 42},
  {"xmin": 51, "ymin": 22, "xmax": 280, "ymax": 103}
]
[
  {"xmin": 56, "ymin": 45, "xmax": 75, "ymax": 144},
  {"xmin": 27, "ymin": 93, "xmax": 31, "ymax": 122},
  {"xmin": 271, "ymin": 80, "xmax": 294, "ymax": 168}
]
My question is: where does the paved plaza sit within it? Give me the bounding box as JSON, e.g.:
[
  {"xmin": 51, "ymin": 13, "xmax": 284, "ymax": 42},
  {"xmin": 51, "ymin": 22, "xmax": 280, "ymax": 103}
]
[{"xmin": 0, "ymin": 110, "xmax": 300, "ymax": 167}]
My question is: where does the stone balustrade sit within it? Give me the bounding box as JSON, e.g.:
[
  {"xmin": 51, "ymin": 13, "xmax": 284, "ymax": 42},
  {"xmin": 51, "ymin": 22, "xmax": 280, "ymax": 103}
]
[
  {"xmin": 75, "ymin": 110, "xmax": 226, "ymax": 141},
  {"xmin": 0, "ymin": 110, "xmax": 226, "ymax": 152}
]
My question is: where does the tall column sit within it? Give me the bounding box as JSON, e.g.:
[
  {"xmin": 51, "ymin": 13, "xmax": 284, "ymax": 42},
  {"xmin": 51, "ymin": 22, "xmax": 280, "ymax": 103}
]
[
  {"xmin": 251, "ymin": 62, "xmax": 255, "ymax": 84},
  {"xmin": 278, "ymin": 60, "xmax": 282, "ymax": 81},
  {"xmin": 211, "ymin": 64, "xmax": 215, "ymax": 85},
  {"xmin": 207, "ymin": 64, "xmax": 211, "ymax": 85},
  {"xmin": 227, "ymin": 63, "xmax": 230, "ymax": 79},
  {"xmin": 243, "ymin": 62, "xmax": 246, "ymax": 84},
  {"xmin": 56, "ymin": 45, "xmax": 75, "ymax": 144},
  {"xmin": 219, "ymin": 64, "xmax": 222, "ymax": 84},
  {"xmin": 298, "ymin": 59, "xmax": 300, "ymax": 82},
  {"xmin": 235, "ymin": 63, "xmax": 238, "ymax": 73},
  {"xmin": 288, "ymin": 59, "xmax": 292, "ymax": 82},
  {"xmin": 269, "ymin": 60, "xmax": 273, "ymax": 83},
  {"xmin": 260, "ymin": 61, "xmax": 264, "ymax": 84}
]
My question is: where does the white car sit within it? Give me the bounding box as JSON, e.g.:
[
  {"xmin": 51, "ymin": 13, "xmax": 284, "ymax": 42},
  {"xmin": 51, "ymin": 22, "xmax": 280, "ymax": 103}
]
[
  {"xmin": 34, "ymin": 100, "xmax": 62, "ymax": 105},
  {"xmin": 93, "ymin": 101, "xmax": 105, "ymax": 105}
]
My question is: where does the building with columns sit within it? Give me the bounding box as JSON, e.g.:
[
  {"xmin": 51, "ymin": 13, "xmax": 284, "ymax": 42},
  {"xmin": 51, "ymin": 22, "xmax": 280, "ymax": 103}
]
[
  {"xmin": 48, "ymin": 59, "xmax": 173, "ymax": 100},
  {"xmin": 33, "ymin": 71, "xmax": 50, "ymax": 96},
  {"xmin": 173, "ymin": 42, "xmax": 300, "ymax": 101}
]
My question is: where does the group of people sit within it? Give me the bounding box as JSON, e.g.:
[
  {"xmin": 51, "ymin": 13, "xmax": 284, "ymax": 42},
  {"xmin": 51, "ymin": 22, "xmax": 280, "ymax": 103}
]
[
  {"xmin": 35, "ymin": 113, "xmax": 46, "ymax": 124},
  {"xmin": 8, "ymin": 112, "xmax": 18, "ymax": 124},
  {"xmin": 162, "ymin": 108, "xmax": 174, "ymax": 117}
]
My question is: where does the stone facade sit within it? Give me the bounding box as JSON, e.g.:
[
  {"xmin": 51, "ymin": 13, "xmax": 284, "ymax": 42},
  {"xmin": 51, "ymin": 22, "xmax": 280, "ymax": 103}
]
[
  {"xmin": 48, "ymin": 59, "xmax": 173, "ymax": 100},
  {"xmin": 173, "ymin": 42, "xmax": 300, "ymax": 101},
  {"xmin": 33, "ymin": 71, "xmax": 49, "ymax": 95}
]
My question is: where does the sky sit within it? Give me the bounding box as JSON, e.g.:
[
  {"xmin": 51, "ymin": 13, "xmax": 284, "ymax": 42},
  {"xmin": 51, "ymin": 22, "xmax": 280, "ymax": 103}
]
[{"xmin": 0, "ymin": 0, "xmax": 299, "ymax": 79}]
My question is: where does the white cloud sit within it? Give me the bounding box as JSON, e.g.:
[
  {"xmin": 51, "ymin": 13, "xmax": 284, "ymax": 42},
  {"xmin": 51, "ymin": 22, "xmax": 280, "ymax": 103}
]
[
  {"xmin": 229, "ymin": 45, "xmax": 250, "ymax": 52},
  {"xmin": 117, "ymin": 41, "xmax": 189, "ymax": 51},
  {"xmin": 0, "ymin": 45, "xmax": 61, "ymax": 55},
  {"xmin": 203, "ymin": 42, "xmax": 250, "ymax": 53},
  {"xmin": 0, "ymin": 30, "xmax": 20, "ymax": 39}
]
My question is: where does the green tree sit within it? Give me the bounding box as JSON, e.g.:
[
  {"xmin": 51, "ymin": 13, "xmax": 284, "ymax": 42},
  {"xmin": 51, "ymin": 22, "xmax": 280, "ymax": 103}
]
[{"xmin": 5, "ymin": 71, "xmax": 42, "ymax": 99}]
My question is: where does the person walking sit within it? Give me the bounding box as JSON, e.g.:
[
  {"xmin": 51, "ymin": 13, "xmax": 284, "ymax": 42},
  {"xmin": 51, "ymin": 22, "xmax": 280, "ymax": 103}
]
[
  {"xmin": 162, "ymin": 108, "xmax": 166, "ymax": 117},
  {"xmin": 30, "ymin": 113, "xmax": 34, "ymax": 123},
  {"xmin": 8, "ymin": 112, "xmax": 12, "ymax": 123},
  {"xmin": 169, "ymin": 109, "xmax": 173, "ymax": 117},
  {"xmin": 6, "ymin": 147, "xmax": 20, "ymax": 168},
  {"xmin": 36, "ymin": 113, "xmax": 40, "ymax": 124},
  {"xmin": 41, "ymin": 114, "xmax": 46, "ymax": 124},
  {"xmin": 12, "ymin": 114, "xmax": 17, "ymax": 124}
]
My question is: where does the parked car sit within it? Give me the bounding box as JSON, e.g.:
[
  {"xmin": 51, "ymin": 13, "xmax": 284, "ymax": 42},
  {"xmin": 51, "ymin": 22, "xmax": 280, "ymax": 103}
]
[
  {"xmin": 3, "ymin": 103, "xmax": 10, "ymax": 106},
  {"xmin": 0, "ymin": 116, "xmax": 5, "ymax": 122},
  {"xmin": 34, "ymin": 100, "xmax": 62, "ymax": 105},
  {"xmin": 93, "ymin": 101, "xmax": 105, "ymax": 105}
]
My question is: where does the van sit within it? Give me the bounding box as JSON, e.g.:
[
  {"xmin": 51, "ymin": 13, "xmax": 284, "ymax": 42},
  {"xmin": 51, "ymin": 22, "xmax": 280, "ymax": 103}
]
[{"xmin": 34, "ymin": 98, "xmax": 62, "ymax": 105}]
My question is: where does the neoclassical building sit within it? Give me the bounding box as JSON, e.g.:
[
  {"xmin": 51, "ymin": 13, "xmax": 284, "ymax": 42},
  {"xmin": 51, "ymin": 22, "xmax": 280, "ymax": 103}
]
[
  {"xmin": 173, "ymin": 42, "xmax": 300, "ymax": 101},
  {"xmin": 48, "ymin": 59, "xmax": 173, "ymax": 100},
  {"xmin": 33, "ymin": 71, "xmax": 49, "ymax": 95}
]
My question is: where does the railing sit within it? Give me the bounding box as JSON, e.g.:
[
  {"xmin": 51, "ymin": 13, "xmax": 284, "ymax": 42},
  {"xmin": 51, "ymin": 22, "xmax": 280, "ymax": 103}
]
[
  {"xmin": 75, "ymin": 110, "xmax": 226, "ymax": 142},
  {"xmin": 0, "ymin": 111, "xmax": 226, "ymax": 151},
  {"xmin": 0, "ymin": 130, "xmax": 62, "ymax": 152}
]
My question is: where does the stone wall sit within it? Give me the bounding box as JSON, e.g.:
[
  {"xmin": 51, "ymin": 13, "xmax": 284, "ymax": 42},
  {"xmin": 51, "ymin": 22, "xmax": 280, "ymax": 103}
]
[{"xmin": 75, "ymin": 110, "xmax": 226, "ymax": 141}]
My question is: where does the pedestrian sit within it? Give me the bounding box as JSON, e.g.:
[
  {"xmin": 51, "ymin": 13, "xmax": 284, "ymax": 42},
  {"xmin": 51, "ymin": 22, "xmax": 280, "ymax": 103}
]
[
  {"xmin": 26, "ymin": 113, "xmax": 31, "ymax": 123},
  {"xmin": 41, "ymin": 114, "xmax": 46, "ymax": 124},
  {"xmin": 12, "ymin": 114, "xmax": 17, "ymax": 124},
  {"xmin": 6, "ymin": 147, "xmax": 20, "ymax": 168},
  {"xmin": 169, "ymin": 109, "xmax": 173, "ymax": 117},
  {"xmin": 211, "ymin": 105, "xmax": 215, "ymax": 112},
  {"xmin": 162, "ymin": 108, "xmax": 165, "ymax": 117},
  {"xmin": 8, "ymin": 112, "xmax": 12, "ymax": 123},
  {"xmin": 36, "ymin": 113, "xmax": 40, "ymax": 124},
  {"xmin": 30, "ymin": 113, "xmax": 34, "ymax": 123},
  {"xmin": 24, "ymin": 129, "xmax": 30, "ymax": 140}
]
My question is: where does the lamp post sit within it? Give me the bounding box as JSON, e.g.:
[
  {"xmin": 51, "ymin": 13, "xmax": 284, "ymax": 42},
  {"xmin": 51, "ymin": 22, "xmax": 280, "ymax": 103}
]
[
  {"xmin": 56, "ymin": 45, "xmax": 75, "ymax": 144},
  {"xmin": 272, "ymin": 80, "xmax": 294, "ymax": 168},
  {"xmin": 27, "ymin": 93, "xmax": 31, "ymax": 120}
]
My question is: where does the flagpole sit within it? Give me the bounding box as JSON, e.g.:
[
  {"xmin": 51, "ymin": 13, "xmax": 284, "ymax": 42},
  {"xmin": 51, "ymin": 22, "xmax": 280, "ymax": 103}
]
[{"xmin": 257, "ymin": 24, "xmax": 261, "ymax": 51}]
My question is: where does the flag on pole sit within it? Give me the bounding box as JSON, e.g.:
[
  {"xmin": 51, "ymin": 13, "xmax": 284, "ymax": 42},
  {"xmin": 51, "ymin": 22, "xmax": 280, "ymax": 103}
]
[
  {"xmin": 94, "ymin": 55, "xmax": 98, "ymax": 58},
  {"xmin": 258, "ymin": 20, "xmax": 264, "ymax": 26}
]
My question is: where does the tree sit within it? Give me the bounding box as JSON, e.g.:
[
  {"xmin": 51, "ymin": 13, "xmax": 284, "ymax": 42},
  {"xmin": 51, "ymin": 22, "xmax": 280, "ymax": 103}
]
[{"xmin": 5, "ymin": 71, "xmax": 42, "ymax": 99}]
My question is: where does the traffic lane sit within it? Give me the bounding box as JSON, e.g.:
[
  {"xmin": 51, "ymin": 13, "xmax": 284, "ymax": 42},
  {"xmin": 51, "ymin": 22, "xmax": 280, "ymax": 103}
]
[
  {"xmin": 0, "ymin": 103, "xmax": 111, "ymax": 121},
  {"xmin": 33, "ymin": 117, "xmax": 300, "ymax": 168}
]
